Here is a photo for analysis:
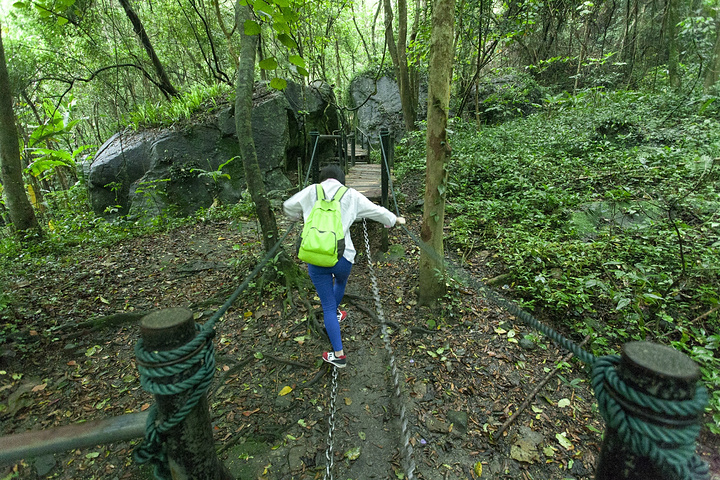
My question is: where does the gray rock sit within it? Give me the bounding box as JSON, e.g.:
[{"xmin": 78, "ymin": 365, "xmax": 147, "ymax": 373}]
[
  {"xmin": 287, "ymin": 445, "xmax": 305, "ymax": 471},
  {"xmin": 446, "ymin": 410, "xmax": 468, "ymax": 435},
  {"xmin": 88, "ymin": 81, "xmax": 338, "ymax": 218},
  {"xmin": 519, "ymin": 337, "xmax": 536, "ymax": 350},
  {"xmin": 33, "ymin": 454, "xmax": 56, "ymax": 476},
  {"xmin": 348, "ymin": 75, "xmax": 427, "ymax": 146}
]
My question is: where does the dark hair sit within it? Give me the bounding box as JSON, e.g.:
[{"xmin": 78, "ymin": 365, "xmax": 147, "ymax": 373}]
[{"xmin": 319, "ymin": 164, "xmax": 345, "ymax": 185}]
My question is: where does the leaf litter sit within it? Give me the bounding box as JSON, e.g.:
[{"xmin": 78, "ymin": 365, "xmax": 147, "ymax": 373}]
[{"xmin": 0, "ymin": 215, "xmax": 693, "ymax": 479}]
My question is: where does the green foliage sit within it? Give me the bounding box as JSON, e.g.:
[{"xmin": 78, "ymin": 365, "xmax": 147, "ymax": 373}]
[
  {"xmin": 242, "ymin": 0, "xmax": 308, "ymax": 88},
  {"xmin": 396, "ymin": 88, "xmax": 720, "ymax": 429},
  {"xmin": 122, "ymin": 83, "xmax": 232, "ymax": 129}
]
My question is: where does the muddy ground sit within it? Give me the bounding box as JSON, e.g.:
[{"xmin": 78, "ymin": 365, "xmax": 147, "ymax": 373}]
[{"xmin": 0, "ymin": 207, "xmax": 718, "ymax": 479}]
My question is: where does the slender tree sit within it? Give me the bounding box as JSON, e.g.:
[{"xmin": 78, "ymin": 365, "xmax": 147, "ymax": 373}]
[
  {"xmin": 666, "ymin": 0, "xmax": 680, "ymax": 89},
  {"xmin": 704, "ymin": 13, "xmax": 720, "ymax": 91},
  {"xmin": 117, "ymin": 0, "xmax": 179, "ymax": 99},
  {"xmin": 384, "ymin": 0, "xmax": 417, "ymax": 132},
  {"xmin": 0, "ymin": 25, "xmax": 42, "ymax": 239},
  {"xmin": 234, "ymin": 3, "xmax": 281, "ymax": 254},
  {"xmin": 418, "ymin": 0, "xmax": 455, "ymax": 306}
]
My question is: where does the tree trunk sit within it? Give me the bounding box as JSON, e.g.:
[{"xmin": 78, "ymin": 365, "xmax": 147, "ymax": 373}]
[
  {"xmin": 705, "ymin": 14, "xmax": 720, "ymax": 91},
  {"xmin": 234, "ymin": 3, "xmax": 282, "ymax": 255},
  {"xmin": 409, "ymin": 0, "xmax": 424, "ymax": 114},
  {"xmin": 384, "ymin": 0, "xmax": 416, "ymax": 132},
  {"xmin": 0, "ymin": 26, "xmax": 42, "ymax": 239},
  {"xmin": 418, "ymin": 0, "xmax": 455, "ymax": 306},
  {"xmin": 666, "ymin": 0, "xmax": 680, "ymax": 89},
  {"xmin": 117, "ymin": 0, "xmax": 179, "ymax": 99}
]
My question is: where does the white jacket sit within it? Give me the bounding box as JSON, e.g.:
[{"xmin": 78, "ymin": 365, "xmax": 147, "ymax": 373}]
[{"xmin": 283, "ymin": 178, "xmax": 397, "ymax": 264}]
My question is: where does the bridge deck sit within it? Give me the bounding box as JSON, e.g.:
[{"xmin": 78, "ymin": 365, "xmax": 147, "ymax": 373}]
[{"xmin": 346, "ymin": 163, "xmax": 385, "ymax": 202}]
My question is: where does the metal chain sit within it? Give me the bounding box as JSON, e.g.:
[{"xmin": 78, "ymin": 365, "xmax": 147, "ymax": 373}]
[
  {"xmin": 323, "ymin": 366, "xmax": 339, "ymax": 480},
  {"xmin": 363, "ymin": 219, "xmax": 416, "ymax": 480}
]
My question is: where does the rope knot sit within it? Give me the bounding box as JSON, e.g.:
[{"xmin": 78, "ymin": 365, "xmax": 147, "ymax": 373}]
[
  {"xmin": 592, "ymin": 355, "xmax": 709, "ymax": 480},
  {"xmin": 133, "ymin": 320, "xmax": 218, "ymax": 480}
]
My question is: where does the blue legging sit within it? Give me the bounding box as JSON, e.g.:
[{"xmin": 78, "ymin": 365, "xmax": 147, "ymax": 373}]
[{"xmin": 307, "ymin": 257, "xmax": 352, "ymax": 352}]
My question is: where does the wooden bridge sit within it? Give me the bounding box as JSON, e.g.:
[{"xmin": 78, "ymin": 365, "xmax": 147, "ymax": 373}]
[
  {"xmin": 309, "ymin": 131, "xmax": 393, "ymax": 203},
  {"xmin": 345, "ymin": 143, "xmax": 393, "ymax": 203}
]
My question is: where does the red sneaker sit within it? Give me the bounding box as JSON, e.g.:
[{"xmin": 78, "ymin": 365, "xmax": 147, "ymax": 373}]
[
  {"xmin": 337, "ymin": 310, "xmax": 347, "ymax": 322},
  {"xmin": 322, "ymin": 351, "xmax": 347, "ymax": 368}
]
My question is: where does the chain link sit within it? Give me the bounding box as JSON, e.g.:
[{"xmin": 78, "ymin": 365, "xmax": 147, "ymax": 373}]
[
  {"xmin": 323, "ymin": 366, "xmax": 339, "ymax": 480},
  {"xmin": 362, "ymin": 219, "xmax": 416, "ymax": 480}
]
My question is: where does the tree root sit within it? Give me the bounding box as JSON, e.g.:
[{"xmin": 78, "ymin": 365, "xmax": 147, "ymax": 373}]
[
  {"xmin": 409, "ymin": 326, "xmax": 435, "ymax": 335},
  {"xmin": 59, "ymin": 312, "xmax": 148, "ymax": 340},
  {"xmin": 301, "ymin": 366, "xmax": 328, "ymax": 388},
  {"xmin": 210, "ymin": 356, "xmax": 255, "ymax": 397},
  {"xmin": 493, "ymin": 335, "xmax": 591, "ymax": 440},
  {"xmin": 266, "ymin": 354, "xmax": 311, "ymax": 369},
  {"xmin": 345, "ymin": 298, "xmax": 400, "ymax": 330}
]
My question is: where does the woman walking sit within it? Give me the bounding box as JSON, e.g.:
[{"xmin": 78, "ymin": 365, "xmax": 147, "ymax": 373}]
[{"xmin": 283, "ymin": 165, "xmax": 405, "ymax": 368}]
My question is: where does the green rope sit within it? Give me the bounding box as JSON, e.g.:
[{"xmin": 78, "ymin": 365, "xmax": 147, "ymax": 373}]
[
  {"xmin": 376, "ymin": 140, "xmax": 710, "ymax": 478},
  {"xmin": 133, "ymin": 223, "xmax": 296, "ymax": 479},
  {"xmin": 398, "ymin": 226, "xmax": 709, "ymax": 479},
  {"xmin": 593, "ymin": 356, "xmax": 709, "ymax": 480}
]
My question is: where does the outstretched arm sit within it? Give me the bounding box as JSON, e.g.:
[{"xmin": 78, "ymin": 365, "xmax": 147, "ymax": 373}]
[{"xmin": 354, "ymin": 191, "xmax": 400, "ymax": 227}]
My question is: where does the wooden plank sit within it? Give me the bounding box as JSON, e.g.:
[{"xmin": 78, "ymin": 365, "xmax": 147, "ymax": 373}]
[{"xmin": 346, "ymin": 163, "xmax": 385, "ymax": 202}]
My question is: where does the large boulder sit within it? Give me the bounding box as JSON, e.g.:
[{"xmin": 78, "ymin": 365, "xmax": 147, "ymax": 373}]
[
  {"xmin": 348, "ymin": 74, "xmax": 426, "ymax": 146},
  {"xmin": 285, "ymin": 81, "xmax": 341, "ymax": 171},
  {"xmin": 88, "ymin": 81, "xmax": 340, "ymax": 217}
]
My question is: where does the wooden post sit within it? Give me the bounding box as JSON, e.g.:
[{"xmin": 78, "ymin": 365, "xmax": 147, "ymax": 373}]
[
  {"xmin": 310, "ymin": 131, "xmax": 320, "ymax": 184},
  {"xmin": 380, "ymin": 127, "xmax": 390, "ymax": 253},
  {"xmin": 595, "ymin": 341, "xmax": 702, "ymax": 480},
  {"xmin": 340, "ymin": 131, "xmax": 347, "ymax": 174},
  {"xmin": 139, "ymin": 308, "xmax": 233, "ymax": 480},
  {"xmin": 350, "ymin": 131, "xmax": 356, "ymax": 167},
  {"xmin": 388, "ymin": 134, "xmax": 395, "ymax": 169}
]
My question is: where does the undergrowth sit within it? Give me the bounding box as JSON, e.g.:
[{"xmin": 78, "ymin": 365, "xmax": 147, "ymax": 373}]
[{"xmin": 396, "ymin": 88, "xmax": 720, "ymax": 433}]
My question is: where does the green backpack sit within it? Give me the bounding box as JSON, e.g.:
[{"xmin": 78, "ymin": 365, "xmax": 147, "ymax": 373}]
[{"xmin": 298, "ymin": 184, "xmax": 349, "ymax": 267}]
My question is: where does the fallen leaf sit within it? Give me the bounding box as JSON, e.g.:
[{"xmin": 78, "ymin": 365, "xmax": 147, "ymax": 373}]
[
  {"xmin": 31, "ymin": 383, "xmax": 47, "ymax": 392},
  {"xmin": 344, "ymin": 397, "xmax": 352, "ymax": 405},
  {"xmin": 474, "ymin": 461, "xmax": 483, "ymax": 476},
  {"xmin": 556, "ymin": 432, "xmax": 573, "ymax": 450},
  {"xmin": 543, "ymin": 445, "xmax": 557, "ymax": 457},
  {"xmin": 242, "ymin": 408, "xmax": 260, "ymax": 416},
  {"xmin": 279, "ymin": 386, "xmax": 293, "ymax": 396},
  {"xmin": 67, "ymin": 361, "xmax": 77, "ymax": 366},
  {"xmin": 558, "ymin": 398, "xmax": 571, "ymax": 408},
  {"xmin": 140, "ymin": 403, "xmax": 151, "ymax": 411},
  {"xmin": 344, "ymin": 446, "xmax": 361, "ymax": 460}
]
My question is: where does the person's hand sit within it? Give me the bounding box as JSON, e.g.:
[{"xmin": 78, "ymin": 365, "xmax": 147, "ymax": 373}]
[{"xmin": 396, "ymin": 216, "xmax": 406, "ymax": 225}]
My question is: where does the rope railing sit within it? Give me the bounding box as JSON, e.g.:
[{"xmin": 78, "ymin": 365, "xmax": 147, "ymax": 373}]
[
  {"xmin": 376, "ymin": 134, "xmax": 710, "ymax": 480},
  {"xmin": 2, "ymin": 126, "xmax": 710, "ymax": 480},
  {"xmin": 133, "ymin": 223, "xmax": 296, "ymax": 479}
]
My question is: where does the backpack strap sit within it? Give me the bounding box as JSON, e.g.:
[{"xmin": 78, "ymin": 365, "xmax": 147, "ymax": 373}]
[
  {"xmin": 315, "ymin": 183, "xmax": 326, "ymax": 201},
  {"xmin": 332, "ymin": 186, "xmax": 349, "ymax": 202}
]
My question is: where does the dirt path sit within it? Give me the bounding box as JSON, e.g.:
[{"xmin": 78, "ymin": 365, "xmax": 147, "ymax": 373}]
[{"xmin": 1, "ymin": 216, "xmax": 717, "ymax": 479}]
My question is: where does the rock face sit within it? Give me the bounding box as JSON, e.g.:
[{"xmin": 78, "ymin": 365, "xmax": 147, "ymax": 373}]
[
  {"xmin": 88, "ymin": 81, "xmax": 340, "ymax": 217},
  {"xmin": 348, "ymin": 74, "xmax": 426, "ymax": 146}
]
